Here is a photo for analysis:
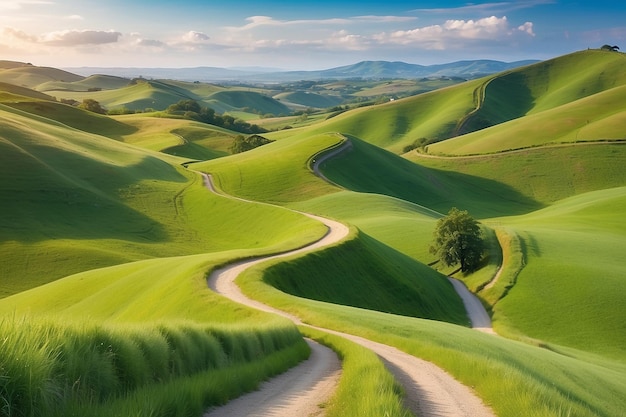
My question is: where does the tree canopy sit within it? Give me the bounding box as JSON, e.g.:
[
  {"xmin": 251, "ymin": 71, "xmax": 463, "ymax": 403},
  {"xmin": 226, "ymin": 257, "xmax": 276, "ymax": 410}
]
[
  {"xmin": 230, "ymin": 134, "xmax": 274, "ymax": 154},
  {"xmin": 430, "ymin": 207, "xmax": 485, "ymax": 273},
  {"xmin": 166, "ymin": 99, "xmax": 267, "ymax": 135}
]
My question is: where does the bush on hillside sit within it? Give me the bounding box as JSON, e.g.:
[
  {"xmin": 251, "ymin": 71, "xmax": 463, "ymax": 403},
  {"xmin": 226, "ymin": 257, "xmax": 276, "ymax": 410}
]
[
  {"xmin": 230, "ymin": 134, "xmax": 274, "ymax": 154},
  {"xmin": 79, "ymin": 98, "xmax": 107, "ymax": 114}
]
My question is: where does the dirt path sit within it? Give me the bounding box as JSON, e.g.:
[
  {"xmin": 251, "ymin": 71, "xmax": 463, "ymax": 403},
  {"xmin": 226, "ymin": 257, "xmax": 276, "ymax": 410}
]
[
  {"xmin": 201, "ymin": 172, "xmax": 495, "ymax": 417},
  {"xmin": 448, "ymin": 278, "xmax": 496, "ymax": 335},
  {"xmin": 204, "ymin": 339, "xmax": 340, "ymax": 417}
]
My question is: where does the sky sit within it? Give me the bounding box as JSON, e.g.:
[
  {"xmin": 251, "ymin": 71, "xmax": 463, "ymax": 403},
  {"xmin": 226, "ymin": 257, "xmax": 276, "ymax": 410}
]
[{"xmin": 1, "ymin": 0, "xmax": 625, "ymax": 70}]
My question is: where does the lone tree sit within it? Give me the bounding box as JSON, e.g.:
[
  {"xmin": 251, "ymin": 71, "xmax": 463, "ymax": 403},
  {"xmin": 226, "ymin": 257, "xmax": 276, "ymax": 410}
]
[{"xmin": 430, "ymin": 207, "xmax": 485, "ymax": 273}]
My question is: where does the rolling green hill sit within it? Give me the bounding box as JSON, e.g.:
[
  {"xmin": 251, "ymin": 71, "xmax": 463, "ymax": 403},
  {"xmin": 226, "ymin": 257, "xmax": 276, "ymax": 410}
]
[
  {"xmin": 274, "ymin": 50, "xmax": 626, "ymax": 156},
  {"xmin": 37, "ymin": 74, "xmax": 131, "ymax": 92},
  {"xmin": 207, "ymin": 90, "xmax": 291, "ymax": 115},
  {"xmin": 1, "ymin": 51, "xmax": 625, "ymax": 417},
  {"xmin": 490, "ymin": 187, "xmax": 626, "ymax": 361},
  {"xmin": 0, "ymin": 65, "xmax": 83, "ymax": 88},
  {"xmin": 273, "ymin": 91, "xmax": 344, "ymax": 109}
]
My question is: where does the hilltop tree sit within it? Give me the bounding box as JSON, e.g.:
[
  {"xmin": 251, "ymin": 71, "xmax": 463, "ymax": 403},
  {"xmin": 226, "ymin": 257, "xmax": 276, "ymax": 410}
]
[
  {"xmin": 430, "ymin": 207, "xmax": 485, "ymax": 273},
  {"xmin": 600, "ymin": 44, "xmax": 620, "ymax": 52}
]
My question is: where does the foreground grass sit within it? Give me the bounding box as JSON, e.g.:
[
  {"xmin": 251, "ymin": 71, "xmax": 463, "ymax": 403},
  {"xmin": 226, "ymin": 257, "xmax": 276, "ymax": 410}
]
[
  {"xmin": 0, "ymin": 317, "xmax": 308, "ymax": 417},
  {"xmin": 239, "ymin": 262, "xmax": 626, "ymax": 417}
]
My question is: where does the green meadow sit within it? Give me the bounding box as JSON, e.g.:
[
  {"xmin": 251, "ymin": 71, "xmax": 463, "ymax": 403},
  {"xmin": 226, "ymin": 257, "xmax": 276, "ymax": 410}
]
[{"xmin": 1, "ymin": 49, "xmax": 625, "ymax": 416}]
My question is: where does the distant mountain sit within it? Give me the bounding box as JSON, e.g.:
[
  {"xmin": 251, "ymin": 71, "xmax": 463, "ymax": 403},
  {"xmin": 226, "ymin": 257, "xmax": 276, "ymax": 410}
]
[{"xmin": 64, "ymin": 59, "xmax": 539, "ymax": 83}]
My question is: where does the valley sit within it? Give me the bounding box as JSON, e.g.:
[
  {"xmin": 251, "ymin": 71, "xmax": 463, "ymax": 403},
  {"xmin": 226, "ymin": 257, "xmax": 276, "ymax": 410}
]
[{"xmin": 1, "ymin": 49, "xmax": 625, "ymax": 417}]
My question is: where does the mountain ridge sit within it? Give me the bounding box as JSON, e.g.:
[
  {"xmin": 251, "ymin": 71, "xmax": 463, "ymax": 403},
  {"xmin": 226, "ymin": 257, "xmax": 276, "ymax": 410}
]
[{"xmin": 62, "ymin": 59, "xmax": 539, "ymax": 82}]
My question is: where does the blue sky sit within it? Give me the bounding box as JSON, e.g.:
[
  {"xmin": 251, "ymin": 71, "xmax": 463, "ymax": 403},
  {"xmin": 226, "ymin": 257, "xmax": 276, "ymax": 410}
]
[{"xmin": 1, "ymin": 1, "xmax": 625, "ymax": 69}]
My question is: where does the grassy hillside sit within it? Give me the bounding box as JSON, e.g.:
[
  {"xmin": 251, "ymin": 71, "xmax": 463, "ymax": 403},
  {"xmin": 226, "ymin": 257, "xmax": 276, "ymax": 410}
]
[
  {"xmin": 270, "ymin": 50, "xmax": 625, "ymax": 157},
  {"xmin": 318, "ymin": 136, "xmax": 541, "ymax": 217},
  {"xmin": 0, "ymin": 104, "xmax": 325, "ymax": 296},
  {"xmin": 427, "ymin": 50, "xmax": 626, "ymax": 155},
  {"xmin": 1, "ymin": 51, "xmax": 625, "ymax": 417},
  {"xmin": 50, "ymin": 79, "xmax": 200, "ymax": 111},
  {"xmin": 195, "ymin": 132, "xmax": 343, "ymax": 203},
  {"xmin": 273, "ymin": 91, "xmax": 344, "ymax": 109},
  {"xmin": 37, "ymin": 74, "xmax": 131, "ymax": 92},
  {"xmin": 408, "ymin": 143, "xmax": 626, "ymax": 206},
  {"xmin": 207, "ymin": 90, "xmax": 291, "ymax": 115},
  {"xmin": 0, "ymin": 82, "xmax": 55, "ymax": 101},
  {"xmin": 278, "ymin": 78, "xmax": 480, "ymax": 153},
  {"xmin": 0, "ymin": 65, "xmax": 83, "ymax": 88},
  {"xmin": 490, "ymin": 187, "xmax": 626, "ymax": 360},
  {"xmin": 241, "ymin": 248, "xmax": 626, "ymax": 417}
]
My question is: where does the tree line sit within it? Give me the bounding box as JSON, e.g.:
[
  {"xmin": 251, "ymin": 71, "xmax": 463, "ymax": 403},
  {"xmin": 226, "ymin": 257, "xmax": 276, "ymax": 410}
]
[{"xmin": 166, "ymin": 99, "xmax": 267, "ymax": 135}]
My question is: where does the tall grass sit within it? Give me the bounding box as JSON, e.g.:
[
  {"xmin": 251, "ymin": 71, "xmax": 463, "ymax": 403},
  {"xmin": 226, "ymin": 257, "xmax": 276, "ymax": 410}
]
[{"xmin": 0, "ymin": 317, "xmax": 308, "ymax": 417}]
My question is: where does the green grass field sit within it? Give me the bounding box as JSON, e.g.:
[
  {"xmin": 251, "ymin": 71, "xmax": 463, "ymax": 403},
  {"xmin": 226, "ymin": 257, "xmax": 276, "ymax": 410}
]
[{"xmin": 1, "ymin": 50, "xmax": 625, "ymax": 416}]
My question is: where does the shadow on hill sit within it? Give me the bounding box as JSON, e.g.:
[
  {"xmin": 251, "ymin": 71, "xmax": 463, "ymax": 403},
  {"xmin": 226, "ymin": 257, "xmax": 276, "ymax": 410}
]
[
  {"xmin": 263, "ymin": 229, "xmax": 468, "ymax": 324},
  {"xmin": 321, "ymin": 136, "xmax": 542, "ymax": 217},
  {"xmin": 458, "ymin": 72, "xmax": 535, "ymax": 136},
  {"xmin": 0, "ymin": 137, "xmax": 187, "ymax": 243},
  {"xmin": 162, "ymin": 142, "xmax": 228, "ymax": 161}
]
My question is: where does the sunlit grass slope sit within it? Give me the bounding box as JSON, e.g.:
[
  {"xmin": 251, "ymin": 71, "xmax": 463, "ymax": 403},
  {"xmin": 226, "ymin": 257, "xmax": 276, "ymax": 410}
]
[
  {"xmin": 268, "ymin": 50, "xmax": 625, "ymax": 157},
  {"xmin": 0, "ymin": 65, "xmax": 83, "ymax": 88},
  {"xmin": 111, "ymin": 114, "xmax": 234, "ymax": 159},
  {"xmin": 320, "ymin": 136, "xmax": 541, "ymax": 217},
  {"xmin": 195, "ymin": 132, "xmax": 343, "ymax": 203},
  {"xmin": 37, "ymin": 74, "xmax": 131, "ymax": 92},
  {"xmin": 273, "ymin": 91, "xmax": 343, "ymax": 109},
  {"xmin": 408, "ymin": 143, "xmax": 626, "ymax": 206},
  {"xmin": 194, "ymin": 133, "xmax": 468, "ymax": 324},
  {"xmin": 50, "ymin": 79, "xmax": 199, "ymax": 111},
  {"xmin": 207, "ymin": 90, "xmax": 291, "ymax": 115},
  {"xmin": 267, "ymin": 78, "xmax": 482, "ymax": 153},
  {"xmin": 0, "ymin": 249, "xmax": 309, "ymax": 416},
  {"xmin": 490, "ymin": 187, "xmax": 626, "ymax": 361},
  {"xmin": 428, "ymin": 50, "xmax": 626, "ymax": 155},
  {"xmin": 241, "ymin": 252, "xmax": 626, "ymax": 417},
  {"xmin": 0, "ymin": 104, "xmax": 325, "ymax": 296},
  {"xmin": 0, "ymin": 82, "xmax": 55, "ymax": 101}
]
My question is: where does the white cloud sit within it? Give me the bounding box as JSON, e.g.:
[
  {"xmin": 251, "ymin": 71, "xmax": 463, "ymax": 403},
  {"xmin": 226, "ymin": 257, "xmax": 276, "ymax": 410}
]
[
  {"xmin": 374, "ymin": 16, "xmax": 533, "ymax": 48},
  {"xmin": 65, "ymin": 15, "xmax": 83, "ymax": 21},
  {"xmin": 136, "ymin": 38, "xmax": 166, "ymax": 48},
  {"xmin": 0, "ymin": 1, "xmax": 53, "ymax": 10},
  {"xmin": 3, "ymin": 27, "xmax": 38, "ymax": 42},
  {"xmin": 181, "ymin": 30, "xmax": 210, "ymax": 43},
  {"xmin": 39, "ymin": 29, "xmax": 122, "ymax": 46},
  {"xmin": 518, "ymin": 22, "xmax": 535, "ymax": 36}
]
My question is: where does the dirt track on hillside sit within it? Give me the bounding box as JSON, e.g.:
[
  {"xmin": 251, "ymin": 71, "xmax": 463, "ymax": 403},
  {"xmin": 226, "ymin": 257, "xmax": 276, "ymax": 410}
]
[{"xmin": 201, "ymin": 169, "xmax": 495, "ymax": 417}]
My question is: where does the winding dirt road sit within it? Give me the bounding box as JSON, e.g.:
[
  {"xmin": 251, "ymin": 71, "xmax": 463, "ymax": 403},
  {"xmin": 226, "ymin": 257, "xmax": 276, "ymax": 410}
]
[{"xmin": 201, "ymin": 168, "xmax": 495, "ymax": 417}]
